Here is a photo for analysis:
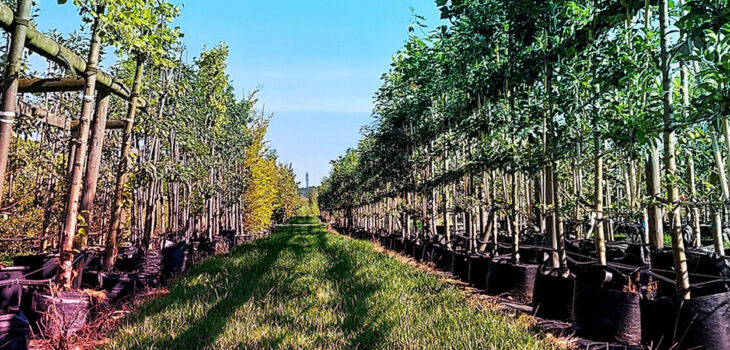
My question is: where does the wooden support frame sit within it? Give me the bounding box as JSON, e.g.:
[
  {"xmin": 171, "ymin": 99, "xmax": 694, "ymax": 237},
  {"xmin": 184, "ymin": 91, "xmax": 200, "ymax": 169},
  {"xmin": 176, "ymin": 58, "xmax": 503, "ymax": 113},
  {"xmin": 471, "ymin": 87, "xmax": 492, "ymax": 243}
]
[
  {"xmin": 0, "ymin": 3, "xmax": 145, "ymax": 107},
  {"xmin": 12, "ymin": 78, "xmax": 85, "ymax": 93},
  {"xmin": 18, "ymin": 102, "xmax": 127, "ymax": 131}
]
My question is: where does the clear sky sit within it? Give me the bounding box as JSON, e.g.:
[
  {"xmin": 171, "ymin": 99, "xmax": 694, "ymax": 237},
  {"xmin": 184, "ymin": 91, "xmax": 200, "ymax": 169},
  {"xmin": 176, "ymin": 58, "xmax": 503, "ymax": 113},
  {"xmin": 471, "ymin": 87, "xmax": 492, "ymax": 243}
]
[{"xmin": 30, "ymin": 0, "xmax": 443, "ymax": 186}]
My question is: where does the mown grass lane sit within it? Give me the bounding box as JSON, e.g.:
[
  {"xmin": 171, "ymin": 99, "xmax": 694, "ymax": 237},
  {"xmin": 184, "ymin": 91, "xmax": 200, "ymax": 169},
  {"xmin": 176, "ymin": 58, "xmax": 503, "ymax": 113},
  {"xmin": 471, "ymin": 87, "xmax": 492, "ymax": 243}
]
[{"xmin": 106, "ymin": 217, "xmax": 559, "ymax": 349}]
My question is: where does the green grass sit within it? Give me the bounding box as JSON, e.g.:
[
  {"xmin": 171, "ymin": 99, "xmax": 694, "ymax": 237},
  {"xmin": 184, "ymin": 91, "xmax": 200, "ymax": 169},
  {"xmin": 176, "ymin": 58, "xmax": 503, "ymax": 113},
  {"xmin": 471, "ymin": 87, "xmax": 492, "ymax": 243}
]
[
  {"xmin": 106, "ymin": 216, "xmax": 557, "ymax": 350},
  {"xmin": 287, "ymin": 216, "xmax": 321, "ymax": 225}
]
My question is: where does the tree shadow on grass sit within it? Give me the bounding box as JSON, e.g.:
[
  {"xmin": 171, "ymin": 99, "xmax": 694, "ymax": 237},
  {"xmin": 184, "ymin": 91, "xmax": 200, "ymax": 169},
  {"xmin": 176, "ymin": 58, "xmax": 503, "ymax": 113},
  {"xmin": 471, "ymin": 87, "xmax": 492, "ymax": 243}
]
[
  {"xmin": 117, "ymin": 225, "xmax": 394, "ymax": 349},
  {"xmin": 314, "ymin": 232, "xmax": 395, "ymax": 349},
  {"xmin": 120, "ymin": 231, "xmax": 309, "ymax": 349}
]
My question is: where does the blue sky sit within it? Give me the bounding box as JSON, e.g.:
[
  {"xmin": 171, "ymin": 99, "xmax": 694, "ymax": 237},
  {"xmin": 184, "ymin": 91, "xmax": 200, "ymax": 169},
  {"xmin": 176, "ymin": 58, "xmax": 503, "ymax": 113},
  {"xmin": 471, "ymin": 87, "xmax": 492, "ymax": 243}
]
[{"xmin": 31, "ymin": 0, "xmax": 442, "ymax": 186}]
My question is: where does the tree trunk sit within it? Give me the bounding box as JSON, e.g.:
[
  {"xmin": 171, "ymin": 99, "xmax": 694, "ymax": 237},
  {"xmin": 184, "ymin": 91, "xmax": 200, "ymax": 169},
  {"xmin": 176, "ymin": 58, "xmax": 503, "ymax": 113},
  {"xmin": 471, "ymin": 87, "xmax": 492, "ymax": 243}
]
[
  {"xmin": 687, "ymin": 155, "xmax": 702, "ymax": 247},
  {"xmin": 104, "ymin": 59, "xmax": 144, "ymax": 271},
  {"xmin": 78, "ymin": 91, "xmax": 111, "ymax": 250},
  {"xmin": 57, "ymin": 10, "xmax": 103, "ymax": 289},
  {"xmin": 594, "ymin": 122, "xmax": 606, "ymax": 266},
  {"xmin": 0, "ymin": 0, "xmax": 32, "ymax": 205},
  {"xmin": 659, "ymin": 0, "xmax": 690, "ymax": 299}
]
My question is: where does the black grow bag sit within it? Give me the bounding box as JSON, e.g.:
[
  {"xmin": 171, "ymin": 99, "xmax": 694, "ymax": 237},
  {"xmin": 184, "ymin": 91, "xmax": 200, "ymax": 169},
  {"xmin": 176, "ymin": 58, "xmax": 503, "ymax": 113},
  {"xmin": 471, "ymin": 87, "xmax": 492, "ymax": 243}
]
[
  {"xmin": 532, "ymin": 264, "xmax": 574, "ymax": 321},
  {"xmin": 403, "ymin": 239, "xmax": 414, "ymax": 257},
  {"xmin": 572, "ymin": 280, "xmax": 642, "ymax": 345},
  {"xmin": 486, "ymin": 257, "xmax": 537, "ymax": 299},
  {"xmin": 102, "ymin": 273, "xmax": 138, "ymax": 304},
  {"xmin": 641, "ymin": 290, "xmax": 730, "ymax": 350},
  {"xmin": 81, "ymin": 250, "xmax": 103, "ymax": 271},
  {"xmin": 412, "ymin": 242, "xmax": 425, "ymax": 262},
  {"xmin": 518, "ymin": 246, "xmax": 547, "ymax": 265},
  {"xmin": 393, "ymin": 238, "xmax": 405, "ymax": 252},
  {"xmin": 383, "ymin": 235, "xmax": 394, "ymax": 250},
  {"xmin": 432, "ymin": 245, "xmax": 453, "ymax": 271},
  {"xmin": 81, "ymin": 271, "xmax": 102, "ymax": 289},
  {"xmin": 0, "ymin": 267, "xmax": 28, "ymax": 313},
  {"xmin": 468, "ymin": 254, "xmax": 490, "ymax": 289},
  {"xmin": 11, "ymin": 254, "xmax": 58, "ymax": 280},
  {"xmin": 139, "ymin": 250, "xmax": 163, "ymax": 286},
  {"xmin": 451, "ymin": 251, "xmax": 470, "ymax": 281},
  {"xmin": 0, "ymin": 313, "xmax": 30, "ymax": 350},
  {"xmin": 162, "ymin": 242, "xmax": 189, "ymax": 276},
  {"xmin": 32, "ymin": 290, "xmax": 91, "ymax": 336}
]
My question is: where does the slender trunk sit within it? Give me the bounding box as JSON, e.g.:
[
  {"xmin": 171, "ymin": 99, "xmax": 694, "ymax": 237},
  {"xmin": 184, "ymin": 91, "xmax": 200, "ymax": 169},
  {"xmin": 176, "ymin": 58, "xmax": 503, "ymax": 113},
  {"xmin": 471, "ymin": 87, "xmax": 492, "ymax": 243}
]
[
  {"xmin": 0, "ymin": 0, "xmax": 32, "ymax": 205},
  {"xmin": 78, "ymin": 91, "xmax": 111, "ymax": 250},
  {"xmin": 660, "ymin": 0, "xmax": 690, "ymax": 299},
  {"xmin": 511, "ymin": 171, "xmax": 520, "ymax": 264},
  {"xmin": 553, "ymin": 168, "xmax": 567, "ymax": 269},
  {"xmin": 647, "ymin": 144, "xmax": 664, "ymax": 252},
  {"xmin": 546, "ymin": 165, "xmax": 559, "ymax": 267},
  {"xmin": 686, "ymin": 155, "xmax": 701, "ymax": 247},
  {"xmin": 574, "ymin": 136, "xmax": 583, "ymax": 239},
  {"xmin": 57, "ymin": 11, "xmax": 103, "ymax": 289},
  {"xmin": 104, "ymin": 59, "xmax": 144, "ymax": 271},
  {"xmin": 594, "ymin": 125, "xmax": 606, "ymax": 266}
]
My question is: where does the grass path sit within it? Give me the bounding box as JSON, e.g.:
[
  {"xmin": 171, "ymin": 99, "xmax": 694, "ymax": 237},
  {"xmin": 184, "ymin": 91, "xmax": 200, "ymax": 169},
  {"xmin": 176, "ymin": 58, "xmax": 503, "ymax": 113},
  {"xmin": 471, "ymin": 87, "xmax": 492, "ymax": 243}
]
[{"xmin": 106, "ymin": 217, "xmax": 559, "ymax": 349}]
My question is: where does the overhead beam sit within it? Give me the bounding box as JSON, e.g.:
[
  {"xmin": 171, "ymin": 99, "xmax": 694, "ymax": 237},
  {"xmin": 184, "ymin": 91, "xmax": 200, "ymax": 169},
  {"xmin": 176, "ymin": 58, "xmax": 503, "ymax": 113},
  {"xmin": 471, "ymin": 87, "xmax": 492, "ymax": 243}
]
[
  {"xmin": 0, "ymin": 3, "xmax": 146, "ymax": 108},
  {"xmin": 15, "ymin": 78, "xmax": 85, "ymax": 93}
]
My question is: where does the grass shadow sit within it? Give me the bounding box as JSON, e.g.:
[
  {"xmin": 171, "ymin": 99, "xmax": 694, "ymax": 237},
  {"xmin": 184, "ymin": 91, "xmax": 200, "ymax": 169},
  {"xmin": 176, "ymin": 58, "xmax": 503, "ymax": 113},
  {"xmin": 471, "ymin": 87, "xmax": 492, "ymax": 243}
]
[
  {"xmin": 116, "ymin": 232, "xmax": 309, "ymax": 348},
  {"xmin": 314, "ymin": 232, "xmax": 394, "ymax": 348}
]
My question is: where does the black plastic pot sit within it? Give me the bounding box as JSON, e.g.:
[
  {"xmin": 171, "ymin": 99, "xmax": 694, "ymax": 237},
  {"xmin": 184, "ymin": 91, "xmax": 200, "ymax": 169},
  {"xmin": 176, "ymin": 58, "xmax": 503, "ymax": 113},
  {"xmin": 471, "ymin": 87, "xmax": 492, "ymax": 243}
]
[
  {"xmin": 0, "ymin": 267, "xmax": 28, "ymax": 313},
  {"xmin": 572, "ymin": 280, "xmax": 642, "ymax": 345},
  {"xmin": 451, "ymin": 251, "xmax": 470, "ymax": 281},
  {"xmin": 532, "ymin": 265, "xmax": 574, "ymax": 321},
  {"xmin": 102, "ymin": 273, "xmax": 138, "ymax": 304},
  {"xmin": 0, "ymin": 313, "xmax": 30, "ymax": 350},
  {"xmin": 32, "ymin": 290, "xmax": 91, "ymax": 336},
  {"xmin": 641, "ymin": 290, "xmax": 730, "ymax": 350},
  {"xmin": 468, "ymin": 254, "xmax": 490, "ymax": 289},
  {"xmin": 11, "ymin": 254, "xmax": 58, "ymax": 280},
  {"xmin": 486, "ymin": 258, "xmax": 537, "ymax": 299}
]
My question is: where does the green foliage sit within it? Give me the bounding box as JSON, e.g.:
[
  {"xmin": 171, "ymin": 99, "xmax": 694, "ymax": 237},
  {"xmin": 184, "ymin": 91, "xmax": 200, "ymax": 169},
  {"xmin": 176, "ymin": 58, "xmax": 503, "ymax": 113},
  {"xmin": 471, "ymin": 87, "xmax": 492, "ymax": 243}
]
[{"xmin": 60, "ymin": 0, "xmax": 182, "ymax": 65}]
